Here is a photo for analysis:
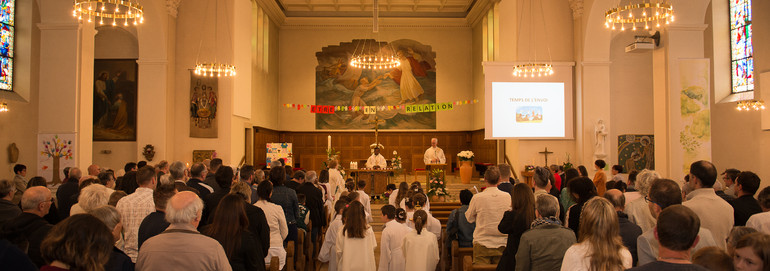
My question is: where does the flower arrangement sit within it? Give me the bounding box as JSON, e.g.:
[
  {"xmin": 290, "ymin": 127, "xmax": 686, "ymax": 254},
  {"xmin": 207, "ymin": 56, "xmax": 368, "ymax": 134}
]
[
  {"xmin": 524, "ymin": 165, "xmax": 535, "ymax": 171},
  {"xmin": 391, "ymin": 150, "xmax": 403, "ymax": 174},
  {"xmin": 427, "ymin": 169, "xmax": 449, "ymax": 197},
  {"xmin": 457, "ymin": 150, "xmax": 474, "ymax": 161},
  {"xmin": 323, "ymin": 148, "xmax": 345, "ymax": 175},
  {"xmin": 562, "ymin": 153, "xmax": 574, "ymax": 170},
  {"xmin": 142, "ymin": 144, "xmax": 156, "ymax": 161}
]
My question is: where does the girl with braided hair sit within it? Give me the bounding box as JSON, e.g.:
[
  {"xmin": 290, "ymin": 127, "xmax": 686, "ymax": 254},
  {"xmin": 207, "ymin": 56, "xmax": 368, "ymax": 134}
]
[{"xmin": 402, "ymin": 210, "xmax": 440, "ymax": 271}]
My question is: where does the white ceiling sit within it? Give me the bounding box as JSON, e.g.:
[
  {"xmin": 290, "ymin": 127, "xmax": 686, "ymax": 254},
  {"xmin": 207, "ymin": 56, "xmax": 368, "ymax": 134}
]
[{"xmin": 275, "ymin": 0, "xmax": 477, "ymax": 17}]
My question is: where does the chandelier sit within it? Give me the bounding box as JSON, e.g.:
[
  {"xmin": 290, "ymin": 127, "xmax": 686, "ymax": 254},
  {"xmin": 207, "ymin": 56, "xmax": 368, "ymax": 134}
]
[
  {"xmin": 512, "ymin": 0, "xmax": 554, "ymax": 77},
  {"xmin": 736, "ymin": 100, "xmax": 765, "ymax": 111},
  {"xmin": 193, "ymin": 0, "xmax": 236, "ymax": 77},
  {"xmin": 605, "ymin": 0, "xmax": 674, "ymax": 31},
  {"xmin": 349, "ymin": 0, "xmax": 400, "ymax": 70},
  {"xmin": 73, "ymin": 0, "xmax": 145, "ymax": 26},
  {"xmin": 194, "ymin": 63, "xmax": 236, "ymax": 77},
  {"xmin": 0, "ymin": 102, "xmax": 7, "ymax": 112}
]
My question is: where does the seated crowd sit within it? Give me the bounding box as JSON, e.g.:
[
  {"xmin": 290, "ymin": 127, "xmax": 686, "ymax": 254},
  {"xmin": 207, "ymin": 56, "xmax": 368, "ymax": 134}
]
[{"xmin": 0, "ymin": 158, "xmax": 769, "ymax": 271}]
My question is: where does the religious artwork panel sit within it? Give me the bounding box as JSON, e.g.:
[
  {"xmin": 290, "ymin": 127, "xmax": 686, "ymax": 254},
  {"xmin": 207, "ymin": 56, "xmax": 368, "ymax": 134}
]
[
  {"xmin": 678, "ymin": 59, "xmax": 711, "ymax": 176},
  {"xmin": 315, "ymin": 39, "xmax": 437, "ymax": 130},
  {"xmin": 0, "ymin": 55, "xmax": 11, "ymax": 91},
  {"xmin": 192, "ymin": 150, "xmax": 215, "ymax": 163},
  {"xmin": 0, "ymin": 23, "xmax": 12, "ymax": 58},
  {"xmin": 190, "ymin": 71, "xmax": 218, "ymax": 138},
  {"xmin": 93, "ymin": 59, "xmax": 138, "ymax": 141},
  {"xmin": 38, "ymin": 133, "xmax": 76, "ymax": 185},
  {"xmin": 617, "ymin": 135, "xmax": 654, "ymax": 172},
  {"xmin": 267, "ymin": 143, "xmax": 293, "ymax": 167}
]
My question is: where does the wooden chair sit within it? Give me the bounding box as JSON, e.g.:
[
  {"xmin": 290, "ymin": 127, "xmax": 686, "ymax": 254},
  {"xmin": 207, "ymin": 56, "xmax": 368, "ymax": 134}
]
[
  {"xmin": 268, "ymin": 256, "xmax": 280, "ymax": 271},
  {"xmin": 452, "ymin": 240, "xmax": 473, "ymax": 271},
  {"xmin": 284, "ymin": 241, "xmax": 295, "ymax": 271},
  {"xmin": 461, "ymin": 255, "xmax": 496, "ymax": 271}
]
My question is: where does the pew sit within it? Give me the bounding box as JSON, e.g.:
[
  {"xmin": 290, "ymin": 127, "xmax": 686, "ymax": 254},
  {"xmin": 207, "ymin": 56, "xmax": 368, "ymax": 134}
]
[
  {"xmin": 296, "ymin": 229, "xmax": 306, "ymax": 271},
  {"xmin": 268, "ymin": 256, "xmax": 280, "ymax": 271},
  {"xmin": 285, "ymin": 241, "xmax": 295, "ymax": 271},
  {"xmin": 452, "ymin": 240, "xmax": 473, "ymax": 271},
  {"xmin": 462, "ymin": 255, "xmax": 497, "ymax": 271}
]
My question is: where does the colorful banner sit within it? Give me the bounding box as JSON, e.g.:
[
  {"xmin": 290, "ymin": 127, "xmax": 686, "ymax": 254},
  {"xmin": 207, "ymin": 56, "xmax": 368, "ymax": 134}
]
[{"xmin": 283, "ymin": 99, "xmax": 478, "ymax": 114}]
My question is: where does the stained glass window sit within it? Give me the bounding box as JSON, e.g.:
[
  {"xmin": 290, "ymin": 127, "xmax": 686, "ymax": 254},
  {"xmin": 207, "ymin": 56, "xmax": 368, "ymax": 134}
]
[
  {"xmin": 0, "ymin": 0, "xmax": 13, "ymax": 91},
  {"xmin": 730, "ymin": 0, "xmax": 753, "ymax": 93}
]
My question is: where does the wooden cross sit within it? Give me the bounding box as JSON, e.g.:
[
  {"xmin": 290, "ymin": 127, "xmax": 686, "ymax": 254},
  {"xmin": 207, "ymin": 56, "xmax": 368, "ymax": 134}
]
[
  {"xmin": 368, "ymin": 115, "xmax": 385, "ymax": 146},
  {"xmin": 539, "ymin": 147, "xmax": 554, "ymax": 166}
]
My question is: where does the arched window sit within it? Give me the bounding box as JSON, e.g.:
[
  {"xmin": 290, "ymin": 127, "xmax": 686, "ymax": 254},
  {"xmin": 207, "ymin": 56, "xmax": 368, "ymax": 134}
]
[
  {"xmin": 729, "ymin": 0, "xmax": 753, "ymax": 93},
  {"xmin": 0, "ymin": 0, "xmax": 13, "ymax": 92}
]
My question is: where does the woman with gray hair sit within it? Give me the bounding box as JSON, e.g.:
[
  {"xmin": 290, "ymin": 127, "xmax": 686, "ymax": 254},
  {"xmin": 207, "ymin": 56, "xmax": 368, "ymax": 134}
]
[
  {"xmin": 89, "ymin": 205, "xmax": 134, "ymax": 271},
  {"xmin": 623, "ymin": 169, "xmax": 661, "ymax": 232},
  {"xmin": 70, "ymin": 184, "xmax": 114, "ymax": 215}
]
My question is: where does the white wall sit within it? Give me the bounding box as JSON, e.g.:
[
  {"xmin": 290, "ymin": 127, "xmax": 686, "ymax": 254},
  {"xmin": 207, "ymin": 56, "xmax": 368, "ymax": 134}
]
[
  {"xmin": 277, "ymin": 26, "xmax": 474, "ymax": 131},
  {"xmin": 609, "ymin": 31, "xmax": 654, "ymax": 168}
]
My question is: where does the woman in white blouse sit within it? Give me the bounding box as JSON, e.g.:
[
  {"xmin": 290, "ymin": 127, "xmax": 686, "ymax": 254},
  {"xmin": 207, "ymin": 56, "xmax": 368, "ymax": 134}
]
[
  {"xmin": 561, "ymin": 197, "xmax": 632, "ymax": 271},
  {"xmin": 254, "ymin": 181, "xmax": 289, "ymax": 269}
]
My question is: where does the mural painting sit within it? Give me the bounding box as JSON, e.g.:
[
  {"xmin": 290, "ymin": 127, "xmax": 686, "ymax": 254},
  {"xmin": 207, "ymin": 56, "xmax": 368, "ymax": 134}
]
[{"xmin": 315, "ymin": 39, "xmax": 437, "ymax": 129}]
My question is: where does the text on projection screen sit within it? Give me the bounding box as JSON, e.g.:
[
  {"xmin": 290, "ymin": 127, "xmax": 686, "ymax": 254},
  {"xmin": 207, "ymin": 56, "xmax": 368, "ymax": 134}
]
[{"xmin": 491, "ymin": 82, "xmax": 565, "ymax": 138}]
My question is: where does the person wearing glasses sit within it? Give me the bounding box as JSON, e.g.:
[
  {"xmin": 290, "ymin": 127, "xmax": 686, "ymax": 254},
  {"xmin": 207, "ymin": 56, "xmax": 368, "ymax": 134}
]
[
  {"xmin": 637, "ymin": 178, "xmax": 718, "ymax": 266},
  {"xmin": 0, "ymin": 186, "xmax": 55, "ymax": 267}
]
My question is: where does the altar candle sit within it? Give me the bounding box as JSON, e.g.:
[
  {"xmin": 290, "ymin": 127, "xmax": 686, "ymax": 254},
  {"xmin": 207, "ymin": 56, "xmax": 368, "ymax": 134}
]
[{"xmin": 327, "ymin": 135, "xmax": 331, "ymax": 151}]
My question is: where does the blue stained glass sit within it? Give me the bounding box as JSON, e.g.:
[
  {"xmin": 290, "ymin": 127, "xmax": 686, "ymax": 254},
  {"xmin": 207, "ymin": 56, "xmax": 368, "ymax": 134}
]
[
  {"xmin": 730, "ymin": 0, "xmax": 753, "ymax": 93},
  {"xmin": 0, "ymin": 56, "xmax": 11, "ymax": 91},
  {"xmin": 0, "ymin": 24, "xmax": 12, "ymax": 58},
  {"xmin": 0, "ymin": 0, "xmax": 12, "ymax": 26}
]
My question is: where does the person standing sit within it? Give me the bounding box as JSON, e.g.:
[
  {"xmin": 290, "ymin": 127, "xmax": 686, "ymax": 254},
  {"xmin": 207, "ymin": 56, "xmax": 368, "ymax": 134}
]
[
  {"xmin": 497, "ymin": 183, "xmax": 535, "ymax": 270},
  {"xmin": 378, "ymin": 205, "xmax": 412, "ymax": 271},
  {"xmin": 516, "ymin": 194, "xmax": 576, "ymax": 271},
  {"xmin": 593, "ymin": 160, "xmax": 608, "ymax": 196},
  {"xmin": 115, "ymin": 166, "xmax": 158, "ymax": 262},
  {"xmin": 423, "ymin": 138, "xmax": 446, "ymax": 165},
  {"xmin": 465, "ymin": 167, "xmax": 511, "ymax": 264},
  {"xmin": 604, "ymin": 189, "xmax": 642, "ymax": 265},
  {"xmin": 402, "ymin": 210, "xmax": 439, "ymax": 271},
  {"xmin": 561, "ymin": 197, "xmax": 633, "ymax": 270},
  {"xmin": 0, "ymin": 187, "xmax": 54, "ymax": 267},
  {"xmin": 746, "ymin": 187, "xmax": 770, "ymax": 234},
  {"xmin": 683, "ymin": 160, "xmax": 734, "ymax": 249},
  {"xmin": 335, "ymin": 201, "xmax": 377, "ymax": 271},
  {"xmin": 12, "ymin": 164, "xmax": 27, "ymax": 204},
  {"xmin": 329, "ymin": 160, "xmax": 345, "ymax": 203},
  {"xmin": 628, "ymin": 205, "xmax": 710, "ymax": 271},
  {"xmin": 730, "ymin": 171, "xmax": 762, "ymax": 226}
]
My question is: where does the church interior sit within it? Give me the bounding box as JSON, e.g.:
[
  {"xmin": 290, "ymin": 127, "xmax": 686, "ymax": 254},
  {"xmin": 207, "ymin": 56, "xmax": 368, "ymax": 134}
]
[
  {"xmin": 1, "ymin": 0, "xmax": 767, "ymax": 187},
  {"xmin": 0, "ymin": 0, "xmax": 769, "ymax": 270}
]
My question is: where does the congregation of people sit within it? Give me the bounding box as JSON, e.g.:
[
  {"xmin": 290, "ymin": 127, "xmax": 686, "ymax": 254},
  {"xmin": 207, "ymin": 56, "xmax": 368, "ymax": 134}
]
[{"xmin": 0, "ymin": 155, "xmax": 769, "ymax": 271}]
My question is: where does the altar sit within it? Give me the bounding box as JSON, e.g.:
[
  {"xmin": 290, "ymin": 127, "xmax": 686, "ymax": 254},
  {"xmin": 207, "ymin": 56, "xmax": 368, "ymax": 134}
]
[{"xmin": 350, "ymin": 169, "xmax": 392, "ymax": 195}]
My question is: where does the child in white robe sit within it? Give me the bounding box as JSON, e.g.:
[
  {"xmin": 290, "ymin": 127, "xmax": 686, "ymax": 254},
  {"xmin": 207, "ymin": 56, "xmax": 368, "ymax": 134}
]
[
  {"xmin": 403, "ymin": 210, "xmax": 440, "ymax": 271},
  {"xmin": 404, "ymin": 193, "xmax": 441, "ymax": 239},
  {"xmin": 318, "ymin": 199, "xmax": 348, "ymax": 271},
  {"xmin": 335, "ymin": 201, "xmax": 377, "ymax": 271},
  {"xmin": 378, "ymin": 205, "xmax": 412, "ymax": 271}
]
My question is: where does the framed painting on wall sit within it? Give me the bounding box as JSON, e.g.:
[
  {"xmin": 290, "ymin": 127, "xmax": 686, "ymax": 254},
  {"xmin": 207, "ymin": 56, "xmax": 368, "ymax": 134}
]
[
  {"xmin": 193, "ymin": 150, "xmax": 215, "ymax": 163},
  {"xmin": 93, "ymin": 59, "xmax": 138, "ymax": 141},
  {"xmin": 617, "ymin": 134, "xmax": 654, "ymax": 172}
]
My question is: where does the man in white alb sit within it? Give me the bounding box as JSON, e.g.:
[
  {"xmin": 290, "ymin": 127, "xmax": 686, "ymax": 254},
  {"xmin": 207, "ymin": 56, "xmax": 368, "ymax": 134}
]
[
  {"xmin": 366, "ymin": 146, "xmax": 387, "ymax": 169},
  {"xmin": 423, "ymin": 138, "xmax": 446, "ymax": 165}
]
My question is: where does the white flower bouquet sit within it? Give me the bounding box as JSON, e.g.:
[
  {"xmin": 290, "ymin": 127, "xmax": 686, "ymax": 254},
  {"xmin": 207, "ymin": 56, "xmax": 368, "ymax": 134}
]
[{"xmin": 457, "ymin": 150, "xmax": 475, "ymax": 161}]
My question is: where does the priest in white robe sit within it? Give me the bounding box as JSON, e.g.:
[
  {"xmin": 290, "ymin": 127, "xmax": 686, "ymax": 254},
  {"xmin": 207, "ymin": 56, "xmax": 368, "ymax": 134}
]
[
  {"xmin": 366, "ymin": 147, "xmax": 387, "ymax": 169},
  {"xmin": 423, "ymin": 138, "xmax": 446, "ymax": 165}
]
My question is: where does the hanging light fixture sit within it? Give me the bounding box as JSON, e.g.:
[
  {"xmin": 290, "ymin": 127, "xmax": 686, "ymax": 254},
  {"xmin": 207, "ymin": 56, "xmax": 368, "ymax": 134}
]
[
  {"xmin": 73, "ymin": 0, "xmax": 144, "ymax": 26},
  {"xmin": 0, "ymin": 102, "xmax": 8, "ymax": 112},
  {"xmin": 349, "ymin": 0, "xmax": 400, "ymax": 70},
  {"xmin": 736, "ymin": 100, "xmax": 765, "ymax": 111},
  {"xmin": 605, "ymin": 0, "xmax": 674, "ymax": 31},
  {"xmin": 193, "ymin": 0, "xmax": 236, "ymax": 77},
  {"xmin": 512, "ymin": 0, "xmax": 554, "ymax": 77}
]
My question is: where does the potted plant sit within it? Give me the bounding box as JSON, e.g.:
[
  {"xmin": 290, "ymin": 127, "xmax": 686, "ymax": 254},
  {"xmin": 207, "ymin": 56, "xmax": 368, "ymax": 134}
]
[
  {"xmin": 457, "ymin": 150, "xmax": 474, "ymax": 184},
  {"xmin": 427, "ymin": 169, "xmax": 449, "ymax": 202}
]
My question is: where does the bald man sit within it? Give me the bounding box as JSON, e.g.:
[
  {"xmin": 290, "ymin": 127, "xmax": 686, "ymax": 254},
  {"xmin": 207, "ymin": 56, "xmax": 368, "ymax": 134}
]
[
  {"xmin": 87, "ymin": 164, "xmax": 101, "ymax": 177},
  {"xmin": 137, "ymin": 191, "xmax": 231, "ymax": 270},
  {"xmin": 0, "ymin": 187, "xmax": 54, "ymax": 267},
  {"xmin": 605, "ymin": 189, "xmax": 643, "ymax": 265}
]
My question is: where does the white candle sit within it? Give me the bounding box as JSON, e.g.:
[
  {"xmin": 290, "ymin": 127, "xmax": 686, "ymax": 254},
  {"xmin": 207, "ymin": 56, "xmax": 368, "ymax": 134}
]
[{"xmin": 327, "ymin": 135, "xmax": 331, "ymax": 151}]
